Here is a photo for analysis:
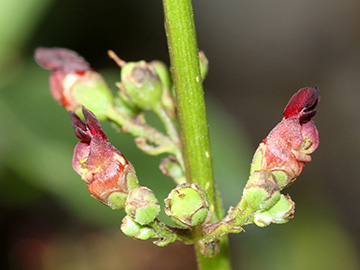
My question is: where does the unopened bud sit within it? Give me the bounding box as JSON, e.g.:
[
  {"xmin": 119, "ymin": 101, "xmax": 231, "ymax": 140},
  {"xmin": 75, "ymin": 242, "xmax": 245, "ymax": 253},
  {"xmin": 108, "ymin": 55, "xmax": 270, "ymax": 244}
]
[
  {"xmin": 150, "ymin": 60, "xmax": 175, "ymax": 113},
  {"xmin": 125, "ymin": 186, "xmax": 160, "ymax": 225},
  {"xmin": 165, "ymin": 184, "xmax": 209, "ymax": 229},
  {"xmin": 35, "ymin": 47, "xmax": 114, "ymax": 120},
  {"xmin": 150, "ymin": 60, "xmax": 171, "ymax": 91},
  {"xmin": 253, "ymin": 194, "xmax": 295, "ymax": 227},
  {"xmin": 121, "ymin": 61, "xmax": 163, "ymax": 110},
  {"xmin": 243, "ymin": 171, "xmax": 281, "ymax": 211},
  {"xmin": 199, "ymin": 51, "xmax": 209, "ymax": 81},
  {"xmin": 121, "ymin": 216, "xmax": 156, "ymax": 240}
]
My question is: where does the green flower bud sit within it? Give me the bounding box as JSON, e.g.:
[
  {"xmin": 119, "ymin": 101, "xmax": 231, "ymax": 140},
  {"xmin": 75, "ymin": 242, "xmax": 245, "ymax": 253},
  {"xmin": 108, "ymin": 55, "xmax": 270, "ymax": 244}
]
[
  {"xmin": 125, "ymin": 186, "xmax": 160, "ymax": 225},
  {"xmin": 253, "ymin": 194, "xmax": 295, "ymax": 227},
  {"xmin": 243, "ymin": 171, "xmax": 281, "ymax": 211},
  {"xmin": 121, "ymin": 61, "xmax": 163, "ymax": 110},
  {"xmin": 165, "ymin": 184, "xmax": 209, "ymax": 229},
  {"xmin": 121, "ymin": 216, "xmax": 156, "ymax": 240},
  {"xmin": 199, "ymin": 51, "xmax": 209, "ymax": 81},
  {"xmin": 150, "ymin": 61, "xmax": 175, "ymax": 113},
  {"xmin": 150, "ymin": 60, "xmax": 171, "ymax": 91}
]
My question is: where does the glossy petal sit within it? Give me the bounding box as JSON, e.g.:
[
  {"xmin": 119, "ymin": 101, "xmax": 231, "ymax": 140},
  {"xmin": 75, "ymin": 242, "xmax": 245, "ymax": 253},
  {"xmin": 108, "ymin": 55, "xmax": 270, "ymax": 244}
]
[{"xmin": 283, "ymin": 87, "xmax": 321, "ymax": 123}]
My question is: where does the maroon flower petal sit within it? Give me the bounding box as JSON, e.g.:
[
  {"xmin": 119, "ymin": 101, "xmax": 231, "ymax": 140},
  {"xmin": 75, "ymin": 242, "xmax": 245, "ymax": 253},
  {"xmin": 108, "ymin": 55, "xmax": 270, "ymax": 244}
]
[
  {"xmin": 34, "ymin": 47, "xmax": 90, "ymax": 72},
  {"xmin": 82, "ymin": 107, "xmax": 107, "ymax": 141},
  {"xmin": 283, "ymin": 87, "xmax": 321, "ymax": 123},
  {"xmin": 70, "ymin": 111, "xmax": 91, "ymax": 142}
]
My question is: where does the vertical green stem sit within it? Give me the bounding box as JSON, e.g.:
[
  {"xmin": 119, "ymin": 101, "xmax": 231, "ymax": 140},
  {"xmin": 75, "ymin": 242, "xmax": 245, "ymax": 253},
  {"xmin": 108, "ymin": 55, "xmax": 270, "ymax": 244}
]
[{"xmin": 162, "ymin": 0, "xmax": 232, "ymax": 269}]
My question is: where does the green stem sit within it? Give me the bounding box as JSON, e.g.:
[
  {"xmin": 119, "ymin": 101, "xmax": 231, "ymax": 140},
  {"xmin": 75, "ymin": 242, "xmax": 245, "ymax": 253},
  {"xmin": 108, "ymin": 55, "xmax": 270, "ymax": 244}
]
[{"xmin": 162, "ymin": 0, "xmax": 232, "ymax": 269}]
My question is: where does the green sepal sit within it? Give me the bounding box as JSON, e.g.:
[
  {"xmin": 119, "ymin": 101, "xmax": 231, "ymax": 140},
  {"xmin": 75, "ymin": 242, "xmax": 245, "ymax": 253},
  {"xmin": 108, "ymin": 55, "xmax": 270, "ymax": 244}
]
[
  {"xmin": 250, "ymin": 145, "xmax": 264, "ymax": 175},
  {"xmin": 150, "ymin": 60, "xmax": 172, "ymax": 91},
  {"xmin": 107, "ymin": 192, "xmax": 127, "ymax": 210},
  {"xmin": 121, "ymin": 61, "xmax": 163, "ymax": 110},
  {"xmin": 165, "ymin": 183, "xmax": 209, "ymax": 229},
  {"xmin": 243, "ymin": 171, "xmax": 281, "ymax": 211},
  {"xmin": 125, "ymin": 186, "xmax": 160, "ymax": 225},
  {"xmin": 253, "ymin": 194, "xmax": 295, "ymax": 227},
  {"xmin": 121, "ymin": 216, "xmax": 156, "ymax": 240},
  {"xmin": 72, "ymin": 72, "xmax": 114, "ymax": 121},
  {"xmin": 272, "ymin": 170, "xmax": 288, "ymax": 189}
]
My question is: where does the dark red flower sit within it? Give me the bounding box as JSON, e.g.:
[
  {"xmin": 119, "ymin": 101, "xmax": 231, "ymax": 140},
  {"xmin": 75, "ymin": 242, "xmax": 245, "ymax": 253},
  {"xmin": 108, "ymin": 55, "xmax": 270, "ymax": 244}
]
[
  {"xmin": 35, "ymin": 48, "xmax": 113, "ymax": 119},
  {"xmin": 35, "ymin": 47, "xmax": 90, "ymax": 109},
  {"xmin": 251, "ymin": 87, "xmax": 321, "ymax": 188},
  {"xmin": 70, "ymin": 106, "xmax": 138, "ymax": 209}
]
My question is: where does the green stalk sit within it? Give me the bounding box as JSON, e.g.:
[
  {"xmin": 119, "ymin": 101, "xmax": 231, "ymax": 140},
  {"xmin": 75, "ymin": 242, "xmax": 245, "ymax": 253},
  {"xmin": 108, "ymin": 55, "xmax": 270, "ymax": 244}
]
[{"xmin": 162, "ymin": 0, "xmax": 232, "ymax": 269}]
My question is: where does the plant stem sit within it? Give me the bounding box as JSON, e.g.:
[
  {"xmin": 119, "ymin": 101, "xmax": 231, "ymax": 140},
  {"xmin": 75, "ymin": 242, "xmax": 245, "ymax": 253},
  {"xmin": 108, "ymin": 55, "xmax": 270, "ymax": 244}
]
[{"xmin": 162, "ymin": 0, "xmax": 232, "ymax": 269}]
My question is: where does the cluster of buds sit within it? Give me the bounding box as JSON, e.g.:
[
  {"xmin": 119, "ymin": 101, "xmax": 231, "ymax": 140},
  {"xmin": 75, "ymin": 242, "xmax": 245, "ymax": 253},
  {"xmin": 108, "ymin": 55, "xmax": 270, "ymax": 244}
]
[
  {"xmin": 243, "ymin": 87, "xmax": 320, "ymax": 226},
  {"xmin": 36, "ymin": 46, "xmax": 321, "ymax": 255},
  {"xmin": 35, "ymin": 48, "xmax": 114, "ymax": 120}
]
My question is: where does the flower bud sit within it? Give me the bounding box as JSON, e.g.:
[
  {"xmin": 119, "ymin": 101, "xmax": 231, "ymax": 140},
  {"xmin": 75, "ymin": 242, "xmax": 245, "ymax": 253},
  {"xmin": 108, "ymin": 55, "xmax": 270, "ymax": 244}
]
[
  {"xmin": 150, "ymin": 60, "xmax": 175, "ymax": 113},
  {"xmin": 198, "ymin": 51, "xmax": 209, "ymax": 81},
  {"xmin": 165, "ymin": 184, "xmax": 209, "ymax": 229},
  {"xmin": 253, "ymin": 194, "xmax": 295, "ymax": 227},
  {"xmin": 35, "ymin": 47, "xmax": 114, "ymax": 120},
  {"xmin": 121, "ymin": 216, "xmax": 156, "ymax": 240},
  {"xmin": 121, "ymin": 61, "xmax": 163, "ymax": 110},
  {"xmin": 149, "ymin": 60, "xmax": 171, "ymax": 91},
  {"xmin": 70, "ymin": 106, "xmax": 139, "ymax": 209},
  {"xmin": 125, "ymin": 186, "xmax": 160, "ymax": 225},
  {"xmin": 242, "ymin": 171, "xmax": 281, "ymax": 211},
  {"xmin": 250, "ymin": 87, "xmax": 320, "ymax": 188}
]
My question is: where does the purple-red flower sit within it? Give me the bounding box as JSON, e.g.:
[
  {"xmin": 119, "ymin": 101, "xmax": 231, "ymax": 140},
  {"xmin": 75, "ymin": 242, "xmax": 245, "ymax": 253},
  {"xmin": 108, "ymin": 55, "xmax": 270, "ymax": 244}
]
[
  {"xmin": 251, "ymin": 87, "xmax": 321, "ymax": 187},
  {"xmin": 35, "ymin": 48, "xmax": 113, "ymax": 119},
  {"xmin": 35, "ymin": 47, "xmax": 91, "ymax": 110},
  {"xmin": 70, "ymin": 106, "xmax": 138, "ymax": 209}
]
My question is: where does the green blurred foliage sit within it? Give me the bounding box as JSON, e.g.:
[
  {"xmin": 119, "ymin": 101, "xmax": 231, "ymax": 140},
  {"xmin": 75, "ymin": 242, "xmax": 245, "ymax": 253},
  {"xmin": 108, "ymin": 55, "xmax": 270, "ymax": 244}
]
[{"xmin": 0, "ymin": 0, "xmax": 359, "ymax": 269}]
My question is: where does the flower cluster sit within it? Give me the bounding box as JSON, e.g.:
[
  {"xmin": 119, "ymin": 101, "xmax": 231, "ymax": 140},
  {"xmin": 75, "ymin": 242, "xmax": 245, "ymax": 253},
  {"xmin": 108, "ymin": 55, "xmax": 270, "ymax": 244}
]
[
  {"xmin": 244, "ymin": 87, "xmax": 320, "ymax": 226},
  {"xmin": 35, "ymin": 46, "xmax": 321, "ymax": 257}
]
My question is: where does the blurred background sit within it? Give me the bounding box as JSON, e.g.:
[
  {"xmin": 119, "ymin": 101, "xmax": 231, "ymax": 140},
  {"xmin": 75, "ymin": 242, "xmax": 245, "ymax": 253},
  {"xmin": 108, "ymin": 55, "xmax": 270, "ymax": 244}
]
[{"xmin": 1, "ymin": 0, "xmax": 359, "ymax": 269}]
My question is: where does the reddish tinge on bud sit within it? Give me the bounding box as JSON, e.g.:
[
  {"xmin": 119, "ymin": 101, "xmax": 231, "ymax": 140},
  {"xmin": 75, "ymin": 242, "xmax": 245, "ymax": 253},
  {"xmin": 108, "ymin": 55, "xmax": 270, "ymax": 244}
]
[
  {"xmin": 35, "ymin": 48, "xmax": 114, "ymax": 120},
  {"xmin": 251, "ymin": 87, "xmax": 321, "ymax": 188},
  {"xmin": 70, "ymin": 106, "xmax": 138, "ymax": 209},
  {"xmin": 35, "ymin": 47, "xmax": 90, "ymax": 110}
]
